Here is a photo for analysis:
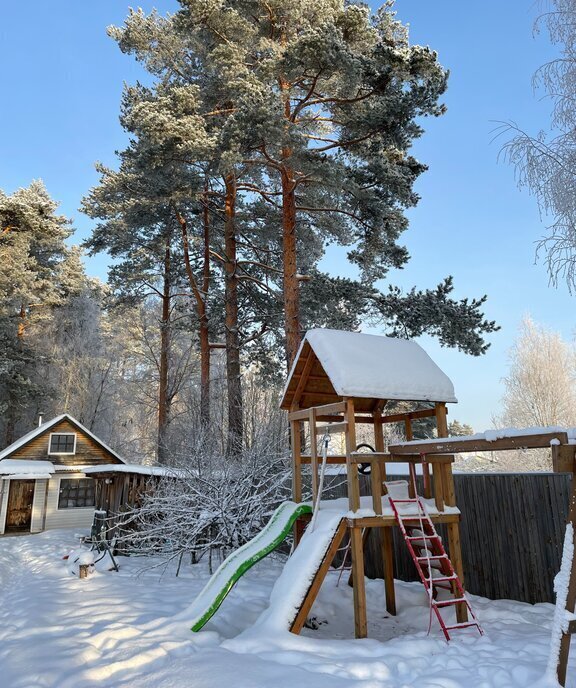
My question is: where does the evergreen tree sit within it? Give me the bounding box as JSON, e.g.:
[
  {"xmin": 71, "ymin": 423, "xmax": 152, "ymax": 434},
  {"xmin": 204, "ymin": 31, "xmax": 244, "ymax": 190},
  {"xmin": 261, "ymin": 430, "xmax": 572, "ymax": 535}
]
[{"xmin": 0, "ymin": 181, "xmax": 74, "ymax": 445}]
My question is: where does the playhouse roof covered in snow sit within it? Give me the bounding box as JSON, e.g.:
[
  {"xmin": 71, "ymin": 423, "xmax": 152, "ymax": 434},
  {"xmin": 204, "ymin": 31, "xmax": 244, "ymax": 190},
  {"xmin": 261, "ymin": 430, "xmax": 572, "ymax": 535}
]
[{"xmin": 280, "ymin": 329, "xmax": 457, "ymax": 412}]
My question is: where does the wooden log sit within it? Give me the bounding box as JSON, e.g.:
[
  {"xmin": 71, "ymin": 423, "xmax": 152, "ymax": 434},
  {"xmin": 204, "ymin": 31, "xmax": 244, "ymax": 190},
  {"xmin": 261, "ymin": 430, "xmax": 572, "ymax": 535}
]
[
  {"xmin": 391, "ymin": 432, "xmax": 570, "ymax": 456},
  {"xmin": 79, "ymin": 564, "xmax": 90, "ymax": 579},
  {"xmin": 435, "ymin": 402, "xmax": 449, "ymax": 438},
  {"xmin": 345, "ymin": 398, "xmax": 360, "ymax": 513},
  {"xmin": 446, "ymin": 521, "xmax": 468, "ymax": 623},
  {"xmin": 552, "ymin": 444, "xmax": 576, "ymax": 474},
  {"xmin": 557, "ymin": 476, "xmax": 576, "ymax": 686},
  {"xmin": 290, "ymin": 420, "xmax": 302, "ymax": 503},
  {"xmin": 433, "ymin": 462, "xmax": 445, "ymax": 512},
  {"xmin": 382, "ymin": 526, "xmax": 396, "ymax": 615},
  {"xmin": 373, "ymin": 409, "xmax": 387, "ymax": 482},
  {"xmin": 350, "ymin": 525, "xmax": 368, "ymax": 638},
  {"xmin": 300, "ymin": 455, "xmax": 346, "ymax": 464},
  {"xmin": 289, "ymin": 401, "xmax": 346, "ymax": 421},
  {"xmin": 309, "ymin": 409, "xmax": 319, "ymax": 507},
  {"xmin": 381, "ymin": 407, "xmax": 439, "ymax": 424}
]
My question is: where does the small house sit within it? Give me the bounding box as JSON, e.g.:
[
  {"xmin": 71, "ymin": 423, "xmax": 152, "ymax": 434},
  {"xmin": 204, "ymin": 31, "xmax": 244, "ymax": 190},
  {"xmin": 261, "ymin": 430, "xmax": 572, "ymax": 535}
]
[{"xmin": 0, "ymin": 414, "xmax": 126, "ymax": 535}]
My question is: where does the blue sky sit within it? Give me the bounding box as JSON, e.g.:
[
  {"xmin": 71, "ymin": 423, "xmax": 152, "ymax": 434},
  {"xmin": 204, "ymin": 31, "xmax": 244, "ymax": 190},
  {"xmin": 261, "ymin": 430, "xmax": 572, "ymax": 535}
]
[{"xmin": 0, "ymin": 1, "xmax": 572, "ymax": 430}]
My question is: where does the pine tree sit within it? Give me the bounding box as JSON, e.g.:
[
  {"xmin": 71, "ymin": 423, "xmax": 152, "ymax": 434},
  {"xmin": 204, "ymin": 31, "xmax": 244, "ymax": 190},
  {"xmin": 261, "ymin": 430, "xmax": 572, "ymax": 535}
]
[{"xmin": 0, "ymin": 181, "xmax": 74, "ymax": 445}]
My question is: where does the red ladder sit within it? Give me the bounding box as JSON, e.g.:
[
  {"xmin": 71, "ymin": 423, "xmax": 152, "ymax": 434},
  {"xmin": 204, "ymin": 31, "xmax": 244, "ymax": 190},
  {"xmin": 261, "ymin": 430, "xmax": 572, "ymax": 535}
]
[{"xmin": 388, "ymin": 496, "xmax": 483, "ymax": 641}]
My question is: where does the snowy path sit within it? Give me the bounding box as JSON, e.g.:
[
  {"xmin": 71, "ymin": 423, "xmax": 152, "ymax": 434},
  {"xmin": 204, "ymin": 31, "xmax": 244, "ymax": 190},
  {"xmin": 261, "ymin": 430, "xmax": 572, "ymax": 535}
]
[{"xmin": 0, "ymin": 529, "xmax": 573, "ymax": 688}]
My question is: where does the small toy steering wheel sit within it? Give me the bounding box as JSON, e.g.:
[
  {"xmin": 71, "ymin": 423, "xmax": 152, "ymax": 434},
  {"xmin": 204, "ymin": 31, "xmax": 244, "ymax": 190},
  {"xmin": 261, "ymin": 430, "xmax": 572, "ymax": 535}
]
[{"xmin": 356, "ymin": 443, "xmax": 375, "ymax": 475}]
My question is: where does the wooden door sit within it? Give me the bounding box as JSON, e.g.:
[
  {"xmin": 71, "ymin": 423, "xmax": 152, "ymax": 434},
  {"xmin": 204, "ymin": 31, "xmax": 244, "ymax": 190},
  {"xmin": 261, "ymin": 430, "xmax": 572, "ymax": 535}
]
[{"xmin": 5, "ymin": 480, "xmax": 35, "ymax": 531}]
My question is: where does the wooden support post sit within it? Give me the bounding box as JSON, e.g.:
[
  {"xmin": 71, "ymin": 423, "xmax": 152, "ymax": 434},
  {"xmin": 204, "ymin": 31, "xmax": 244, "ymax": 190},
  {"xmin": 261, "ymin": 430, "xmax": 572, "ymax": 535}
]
[
  {"xmin": 557, "ymin": 471, "xmax": 576, "ymax": 686},
  {"xmin": 309, "ymin": 408, "xmax": 319, "ymax": 507},
  {"xmin": 290, "ymin": 418, "xmax": 303, "ymax": 546},
  {"xmin": 422, "ymin": 460, "xmax": 432, "ymax": 499},
  {"xmin": 447, "ymin": 521, "xmax": 468, "ymax": 623},
  {"xmin": 404, "ymin": 418, "xmax": 413, "ymax": 441},
  {"xmin": 350, "ymin": 525, "xmax": 368, "ymax": 638},
  {"xmin": 373, "ymin": 408, "xmax": 386, "ymax": 482},
  {"xmin": 345, "ymin": 398, "xmax": 360, "ymax": 513},
  {"xmin": 435, "ymin": 402, "xmax": 449, "ymax": 438},
  {"xmin": 381, "ymin": 526, "xmax": 396, "ymax": 615},
  {"xmin": 443, "ymin": 463, "xmax": 456, "ymax": 507},
  {"xmin": 432, "ymin": 461, "xmax": 445, "ymax": 512}
]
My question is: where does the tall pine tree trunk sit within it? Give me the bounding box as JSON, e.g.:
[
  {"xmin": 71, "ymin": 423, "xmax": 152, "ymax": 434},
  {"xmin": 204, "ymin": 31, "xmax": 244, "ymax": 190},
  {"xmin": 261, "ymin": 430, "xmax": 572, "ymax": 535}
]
[
  {"xmin": 157, "ymin": 236, "xmax": 172, "ymax": 463},
  {"xmin": 280, "ymin": 68, "xmax": 302, "ymax": 368},
  {"xmin": 199, "ymin": 183, "xmax": 211, "ymax": 428},
  {"xmin": 177, "ymin": 199, "xmax": 212, "ymax": 430},
  {"xmin": 280, "ymin": 162, "xmax": 301, "ymax": 367},
  {"xmin": 224, "ymin": 173, "xmax": 243, "ymax": 458}
]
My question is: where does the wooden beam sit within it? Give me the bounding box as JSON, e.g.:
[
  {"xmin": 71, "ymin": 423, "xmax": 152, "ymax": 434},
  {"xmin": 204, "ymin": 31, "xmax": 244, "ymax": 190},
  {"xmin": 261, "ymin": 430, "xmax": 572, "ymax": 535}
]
[
  {"xmin": 381, "ymin": 526, "xmax": 396, "ymax": 615},
  {"xmin": 435, "ymin": 402, "xmax": 449, "ymax": 438},
  {"xmin": 290, "ymin": 420, "xmax": 302, "ymax": 504},
  {"xmin": 315, "ymin": 421, "xmax": 348, "ymax": 436},
  {"xmin": 557, "ymin": 476, "xmax": 576, "ymax": 686},
  {"xmin": 389, "ymin": 432, "xmax": 570, "ymax": 455},
  {"xmin": 380, "ymin": 407, "xmax": 439, "ymax": 424},
  {"xmin": 289, "ymin": 401, "xmax": 346, "ymax": 422},
  {"xmin": 290, "ymin": 519, "xmax": 348, "ymax": 634},
  {"xmin": 344, "ymin": 398, "xmax": 360, "ymax": 513},
  {"xmin": 291, "ymin": 349, "xmax": 316, "ymax": 409},
  {"xmin": 552, "ymin": 444, "xmax": 576, "ymax": 473},
  {"xmin": 346, "ymin": 513, "xmax": 460, "ymax": 528},
  {"xmin": 300, "ymin": 455, "xmax": 346, "ymax": 464},
  {"xmin": 350, "ymin": 525, "xmax": 368, "ymax": 638}
]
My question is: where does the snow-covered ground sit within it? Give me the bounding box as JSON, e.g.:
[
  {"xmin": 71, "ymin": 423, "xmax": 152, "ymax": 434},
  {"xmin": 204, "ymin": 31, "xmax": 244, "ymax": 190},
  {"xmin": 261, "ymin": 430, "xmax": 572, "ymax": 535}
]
[{"xmin": 0, "ymin": 528, "xmax": 572, "ymax": 688}]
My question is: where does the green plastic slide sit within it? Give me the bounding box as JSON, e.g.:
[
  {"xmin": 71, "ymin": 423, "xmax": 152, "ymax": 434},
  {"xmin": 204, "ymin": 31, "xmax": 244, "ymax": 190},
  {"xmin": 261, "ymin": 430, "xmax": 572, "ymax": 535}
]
[{"xmin": 183, "ymin": 501, "xmax": 312, "ymax": 632}]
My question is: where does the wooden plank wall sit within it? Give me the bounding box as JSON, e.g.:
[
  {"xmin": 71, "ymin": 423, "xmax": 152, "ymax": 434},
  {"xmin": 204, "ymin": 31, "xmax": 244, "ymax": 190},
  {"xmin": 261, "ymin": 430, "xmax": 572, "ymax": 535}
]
[{"xmin": 326, "ymin": 472, "xmax": 572, "ymax": 604}]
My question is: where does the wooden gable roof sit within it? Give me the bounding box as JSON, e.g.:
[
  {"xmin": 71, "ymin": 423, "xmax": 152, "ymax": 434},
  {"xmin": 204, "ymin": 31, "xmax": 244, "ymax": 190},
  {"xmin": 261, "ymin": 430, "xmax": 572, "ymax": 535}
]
[
  {"xmin": 0, "ymin": 414, "xmax": 126, "ymax": 466},
  {"xmin": 281, "ymin": 329, "xmax": 457, "ymax": 413}
]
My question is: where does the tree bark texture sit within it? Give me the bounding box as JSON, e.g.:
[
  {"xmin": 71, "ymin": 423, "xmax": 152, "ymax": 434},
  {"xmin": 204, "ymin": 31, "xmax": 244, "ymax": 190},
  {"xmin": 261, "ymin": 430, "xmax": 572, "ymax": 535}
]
[
  {"xmin": 224, "ymin": 174, "xmax": 243, "ymax": 458},
  {"xmin": 157, "ymin": 236, "xmax": 172, "ymax": 463}
]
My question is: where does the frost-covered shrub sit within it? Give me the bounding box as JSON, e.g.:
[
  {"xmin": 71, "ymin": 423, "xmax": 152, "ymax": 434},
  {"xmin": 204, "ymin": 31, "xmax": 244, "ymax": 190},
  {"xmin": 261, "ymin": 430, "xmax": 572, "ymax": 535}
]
[{"xmin": 115, "ymin": 425, "xmax": 291, "ymax": 572}]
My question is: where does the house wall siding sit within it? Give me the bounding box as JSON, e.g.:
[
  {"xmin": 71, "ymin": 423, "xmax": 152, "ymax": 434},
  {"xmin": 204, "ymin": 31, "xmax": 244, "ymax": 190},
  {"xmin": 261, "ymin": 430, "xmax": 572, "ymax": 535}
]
[
  {"xmin": 44, "ymin": 475, "xmax": 95, "ymax": 530},
  {"xmin": 30, "ymin": 479, "xmax": 48, "ymax": 533}
]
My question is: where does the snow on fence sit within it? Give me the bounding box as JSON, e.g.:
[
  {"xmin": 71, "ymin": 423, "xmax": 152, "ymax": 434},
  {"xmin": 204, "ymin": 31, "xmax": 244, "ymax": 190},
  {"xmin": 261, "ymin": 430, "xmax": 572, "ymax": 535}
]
[{"xmin": 327, "ymin": 471, "xmax": 573, "ymax": 605}]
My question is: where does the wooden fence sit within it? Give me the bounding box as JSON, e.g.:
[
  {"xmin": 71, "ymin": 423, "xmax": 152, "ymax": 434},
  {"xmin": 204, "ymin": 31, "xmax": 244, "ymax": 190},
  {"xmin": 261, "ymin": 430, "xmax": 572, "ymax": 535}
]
[{"xmin": 327, "ymin": 471, "xmax": 573, "ymax": 604}]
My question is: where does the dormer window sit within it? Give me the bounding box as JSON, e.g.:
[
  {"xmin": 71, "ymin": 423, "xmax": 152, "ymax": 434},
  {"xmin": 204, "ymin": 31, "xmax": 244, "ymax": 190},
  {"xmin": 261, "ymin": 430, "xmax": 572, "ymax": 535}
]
[{"xmin": 49, "ymin": 433, "xmax": 76, "ymax": 455}]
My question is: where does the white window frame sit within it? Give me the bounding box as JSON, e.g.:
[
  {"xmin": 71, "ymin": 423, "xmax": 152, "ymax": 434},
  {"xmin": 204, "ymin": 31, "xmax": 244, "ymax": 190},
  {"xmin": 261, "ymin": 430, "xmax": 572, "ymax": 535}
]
[{"xmin": 48, "ymin": 432, "xmax": 77, "ymax": 456}]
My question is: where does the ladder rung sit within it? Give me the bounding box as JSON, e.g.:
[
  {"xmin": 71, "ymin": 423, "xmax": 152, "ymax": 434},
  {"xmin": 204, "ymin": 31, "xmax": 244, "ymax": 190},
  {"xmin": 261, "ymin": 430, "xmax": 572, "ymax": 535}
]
[
  {"xmin": 433, "ymin": 598, "xmax": 466, "ymax": 608},
  {"xmin": 406, "ymin": 534, "xmax": 440, "ymax": 541},
  {"xmin": 444, "ymin": 621, "xmax": 481, "ymax": 631},
  {"xmin": 390, "ymin": 498, "xmax": 419, "ymax": 503},
  {"xmin": 417, "ymin": 554, "xmax": 447, "ymax": 562},
  {"xmin": 431, "ymin": 574, "xmax": 458, "ymax": 583}
]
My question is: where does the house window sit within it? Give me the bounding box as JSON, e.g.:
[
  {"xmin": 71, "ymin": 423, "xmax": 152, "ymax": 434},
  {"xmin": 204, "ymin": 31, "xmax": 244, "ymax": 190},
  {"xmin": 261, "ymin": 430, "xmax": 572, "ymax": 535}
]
[
  {"xmin": 58, "ymin": 479, "xmax": 95, "ymax": 509},
  {"xmin": 49, "ymin": 433, "xmax": 76, "ymax": 455}
]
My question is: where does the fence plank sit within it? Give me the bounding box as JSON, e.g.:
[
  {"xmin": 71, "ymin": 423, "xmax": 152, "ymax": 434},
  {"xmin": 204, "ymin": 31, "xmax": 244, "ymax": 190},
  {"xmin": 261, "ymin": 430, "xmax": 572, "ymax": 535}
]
[{"xmin": 332, "ymin": 472, "xmax": 572, "ymax": 604}]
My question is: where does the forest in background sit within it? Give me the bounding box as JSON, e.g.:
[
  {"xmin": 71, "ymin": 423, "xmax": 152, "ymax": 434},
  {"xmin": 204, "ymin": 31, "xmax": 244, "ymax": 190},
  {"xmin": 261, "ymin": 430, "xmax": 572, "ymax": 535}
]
[{"xmin": 0, "ymin": 1, "xmax": 501, "ymax": 464}]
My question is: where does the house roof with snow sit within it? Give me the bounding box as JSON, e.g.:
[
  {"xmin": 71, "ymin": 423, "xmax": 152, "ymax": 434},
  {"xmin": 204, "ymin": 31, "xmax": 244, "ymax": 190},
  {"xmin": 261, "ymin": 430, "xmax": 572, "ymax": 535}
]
[
  {"xmin": 83, "ymin": 464, "xmax": 185, "ymax": 478},
  {"xmin": 280, "ymin": 329, "xmax": 457, "ymax": 413},
  {"xmin": 0, "ymin": 413, "xmax": 126, "ymax": 465}
]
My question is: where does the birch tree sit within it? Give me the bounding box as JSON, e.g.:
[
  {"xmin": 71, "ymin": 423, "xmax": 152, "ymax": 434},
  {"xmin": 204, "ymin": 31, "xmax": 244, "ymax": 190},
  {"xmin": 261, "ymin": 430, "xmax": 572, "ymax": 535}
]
[
  {"xmin": 502, "ymin": 0, "xmax": 576, "ymax": 290},
  {"xmin": 500, "ymin": 317, "xmax": 576, "ymax": 428}
]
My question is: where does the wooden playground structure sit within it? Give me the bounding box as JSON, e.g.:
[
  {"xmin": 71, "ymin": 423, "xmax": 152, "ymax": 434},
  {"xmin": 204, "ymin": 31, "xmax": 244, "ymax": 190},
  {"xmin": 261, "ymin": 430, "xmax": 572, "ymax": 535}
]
[{"xmin": 281, "ymin": 329, "xmax": 576, "ymax": 685}]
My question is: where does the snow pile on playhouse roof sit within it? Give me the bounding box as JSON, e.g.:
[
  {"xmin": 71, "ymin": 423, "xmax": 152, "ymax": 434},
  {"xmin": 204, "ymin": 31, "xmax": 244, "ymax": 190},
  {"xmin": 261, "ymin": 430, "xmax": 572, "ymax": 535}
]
[{"xmin": 283, "ymin": 329, "xmax": 457, "ymax": 406}]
